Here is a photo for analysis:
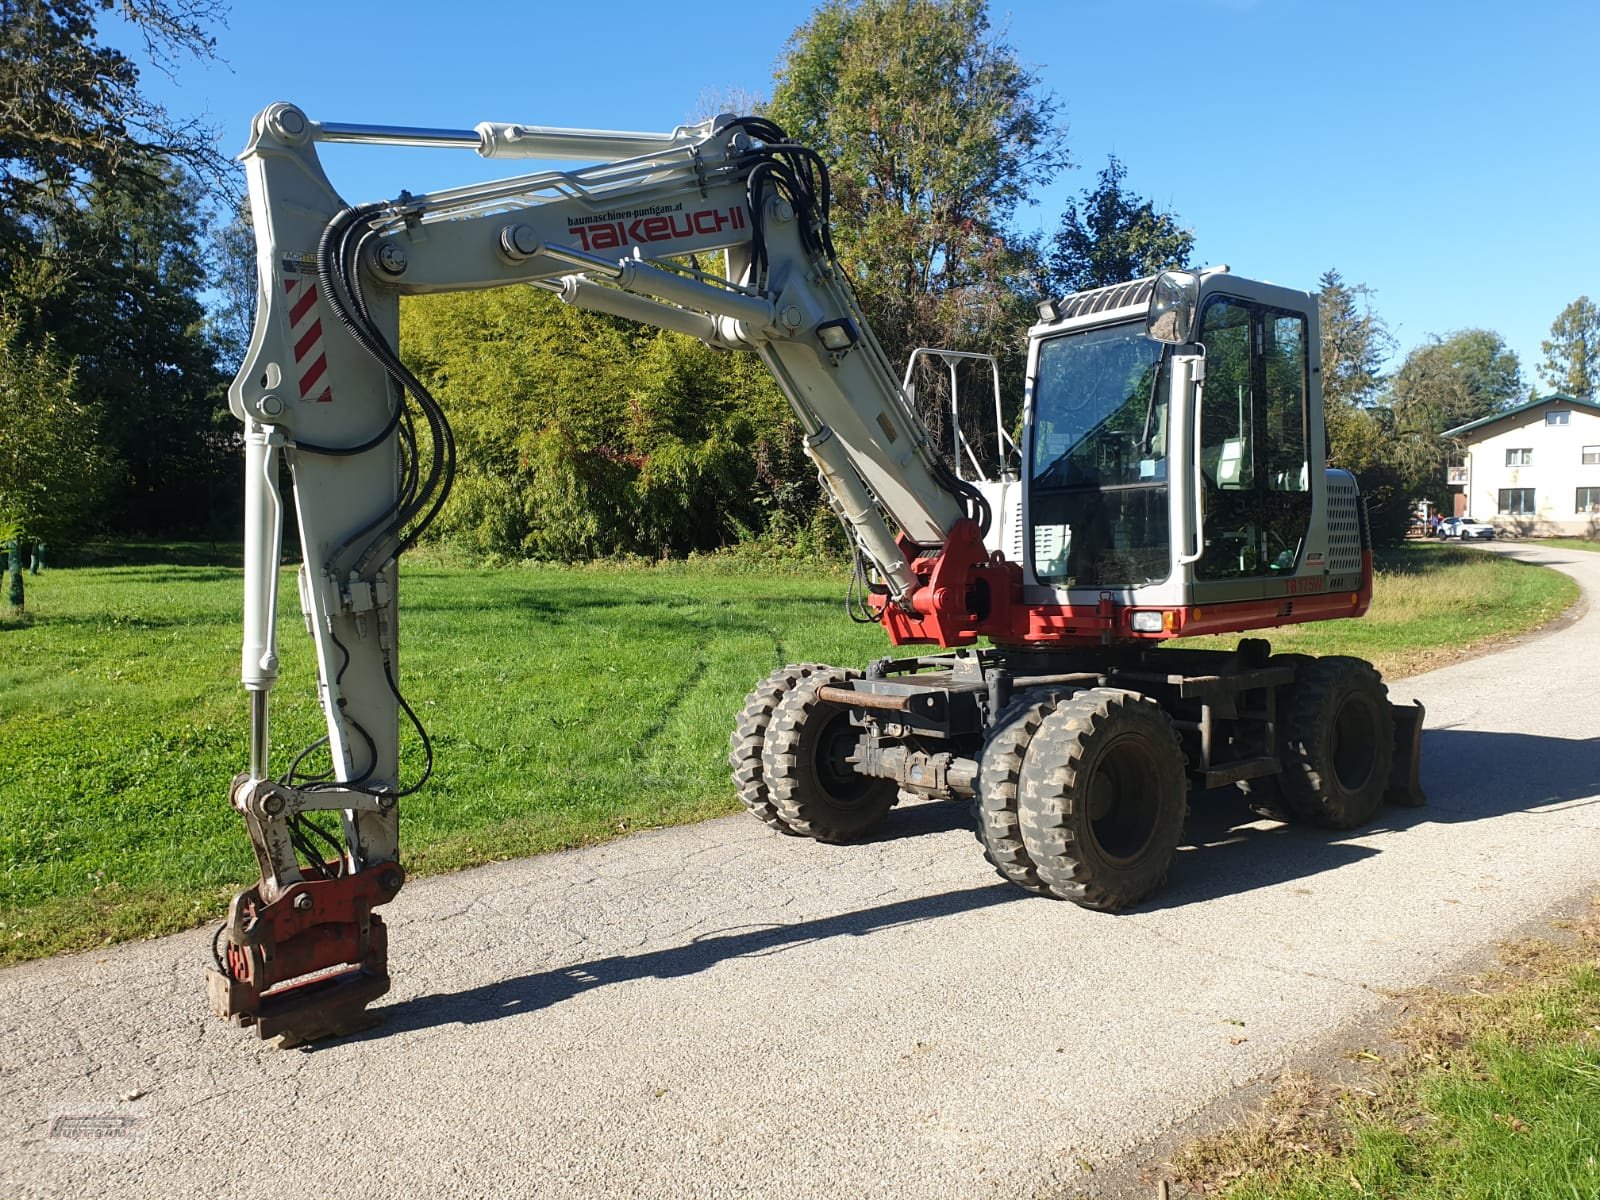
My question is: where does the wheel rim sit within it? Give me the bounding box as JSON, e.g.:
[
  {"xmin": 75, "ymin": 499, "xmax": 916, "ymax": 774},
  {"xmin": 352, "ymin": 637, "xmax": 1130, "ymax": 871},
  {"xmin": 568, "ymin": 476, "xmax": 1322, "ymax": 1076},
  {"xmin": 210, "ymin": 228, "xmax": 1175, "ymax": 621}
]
[
  {"xmin": 813, "ymin": 708, "xmax": 873, "ymax": 806},
  {"xmin": 1330, "ymin": 694, "xmax": 1379, "ymax": 792},
  {"xmin": 1085, "ymin": 733, "xmax": 1163, "ymax": 864}
]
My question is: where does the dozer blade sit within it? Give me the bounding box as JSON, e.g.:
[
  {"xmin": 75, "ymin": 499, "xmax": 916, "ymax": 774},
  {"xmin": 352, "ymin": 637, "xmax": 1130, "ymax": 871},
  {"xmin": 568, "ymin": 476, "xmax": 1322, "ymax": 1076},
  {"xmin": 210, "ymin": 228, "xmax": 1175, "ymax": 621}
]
[{"xmin": 1386, "ymin": 699, "xmax": 1427, "ymax": 807}]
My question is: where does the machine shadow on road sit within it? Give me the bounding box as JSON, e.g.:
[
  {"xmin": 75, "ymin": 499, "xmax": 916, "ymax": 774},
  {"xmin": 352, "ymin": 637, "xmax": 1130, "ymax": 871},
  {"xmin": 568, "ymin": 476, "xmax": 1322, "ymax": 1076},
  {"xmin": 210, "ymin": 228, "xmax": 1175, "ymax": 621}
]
[
  {"xmin": 340, "ymin": 729, "xmax": 1597, "ymax": 1044},
  {"xmin": 356, "ymin": 883, "xmax": 1027, "ymax": 1043},
  {"xmin": 1150, "ymin": 727, "xmax": 1600, "ymax": 910}
]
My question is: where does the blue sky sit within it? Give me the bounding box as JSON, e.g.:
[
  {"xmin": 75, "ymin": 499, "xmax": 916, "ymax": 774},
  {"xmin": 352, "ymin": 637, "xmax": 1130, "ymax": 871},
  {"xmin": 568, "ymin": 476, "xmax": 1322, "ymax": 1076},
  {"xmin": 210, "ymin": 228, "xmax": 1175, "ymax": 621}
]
[{"xmin": 118, "ymin": 0, "xmax": 1597, "ymax": 386}]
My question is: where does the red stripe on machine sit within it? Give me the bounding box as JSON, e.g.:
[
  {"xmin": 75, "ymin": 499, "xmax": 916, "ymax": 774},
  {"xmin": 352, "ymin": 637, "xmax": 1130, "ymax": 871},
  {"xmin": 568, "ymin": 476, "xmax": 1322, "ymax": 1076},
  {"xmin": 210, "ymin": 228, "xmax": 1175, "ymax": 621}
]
[
  {"xmin": 294, "ymin": 322, "xmax": 322, "ymax": 363},
  {"xmin": 298, "ymin": 354, "xmax": 328, "ymax": 397},
  {"xmin": 290, "ymin": 286, "xmax": 319, "ymax": 327},
  {"xmin": 282, "ymin": 273, "xmax": 334, "ymax": 403}
]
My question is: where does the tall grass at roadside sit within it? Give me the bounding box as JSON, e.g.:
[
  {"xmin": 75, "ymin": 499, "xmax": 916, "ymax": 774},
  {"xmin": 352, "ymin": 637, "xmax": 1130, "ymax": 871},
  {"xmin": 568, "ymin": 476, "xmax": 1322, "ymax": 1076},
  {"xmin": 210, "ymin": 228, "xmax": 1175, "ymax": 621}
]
[{"xmin": 1174, "ymin": 903, "xmax": 1600, "ymax": 1199}]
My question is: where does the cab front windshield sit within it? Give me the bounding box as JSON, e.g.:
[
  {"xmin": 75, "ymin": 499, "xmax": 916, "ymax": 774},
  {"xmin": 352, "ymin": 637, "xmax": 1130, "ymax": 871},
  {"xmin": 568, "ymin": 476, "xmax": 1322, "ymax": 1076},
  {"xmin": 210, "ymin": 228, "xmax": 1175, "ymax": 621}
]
[{"xmin": 1030, "ymin": 323, "xmax": 1171, "ymax": 588}]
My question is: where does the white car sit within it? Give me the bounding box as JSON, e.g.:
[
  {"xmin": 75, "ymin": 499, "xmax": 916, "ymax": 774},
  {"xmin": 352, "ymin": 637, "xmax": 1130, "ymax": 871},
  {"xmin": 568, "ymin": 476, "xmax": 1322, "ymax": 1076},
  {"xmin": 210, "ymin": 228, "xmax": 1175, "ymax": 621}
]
[{"xmin": 1438, "ymin": 516, "xmax": 1495, "ymax": 540}]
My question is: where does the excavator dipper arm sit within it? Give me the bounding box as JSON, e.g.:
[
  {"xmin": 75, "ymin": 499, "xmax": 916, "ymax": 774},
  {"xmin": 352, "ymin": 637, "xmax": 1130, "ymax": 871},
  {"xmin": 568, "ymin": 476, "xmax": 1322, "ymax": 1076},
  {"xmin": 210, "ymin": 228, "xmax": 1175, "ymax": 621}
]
[{"xmin": 210, "ymin": 103, "xmax": 996, "ymax": 1041}]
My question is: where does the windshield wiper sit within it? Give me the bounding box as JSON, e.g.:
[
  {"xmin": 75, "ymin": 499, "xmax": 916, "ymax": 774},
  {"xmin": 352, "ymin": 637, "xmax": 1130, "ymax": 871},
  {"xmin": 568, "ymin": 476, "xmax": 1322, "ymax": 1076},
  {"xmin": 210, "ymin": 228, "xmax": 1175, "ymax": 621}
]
[{"xmin": 1137, "ymin": 345, "xmax": 1170, "ymax": 457}]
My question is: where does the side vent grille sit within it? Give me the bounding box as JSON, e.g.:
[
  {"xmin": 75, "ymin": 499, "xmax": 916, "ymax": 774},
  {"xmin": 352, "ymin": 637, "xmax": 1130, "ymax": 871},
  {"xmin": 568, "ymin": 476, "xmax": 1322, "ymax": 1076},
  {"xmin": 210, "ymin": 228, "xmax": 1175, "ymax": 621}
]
[{"xmin": 1325, "ymin": 469, "xmax": 1364, "ymax": 590}]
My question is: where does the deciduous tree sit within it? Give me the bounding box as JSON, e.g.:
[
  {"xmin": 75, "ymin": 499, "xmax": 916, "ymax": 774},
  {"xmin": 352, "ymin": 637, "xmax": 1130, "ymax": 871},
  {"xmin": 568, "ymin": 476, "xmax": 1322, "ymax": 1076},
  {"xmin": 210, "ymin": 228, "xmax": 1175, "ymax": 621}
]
[
  {"xmin": 0, "ymin": 0, "xmax": 229, "ymax": 226},
  {"xmin": 767, "ymin": 0, "xmax": 1068, "ymax": 399},
  {"xmin": 0, "ymin": 309, "xmax": 110, "ymax": 543},
  {"xmin": 1316, "ymin": 268, "xmax": 1394, "ymax": 473},
  {"xmin": 1388, "ymin": 329, "xmax": 1521, "ymax": 507}
]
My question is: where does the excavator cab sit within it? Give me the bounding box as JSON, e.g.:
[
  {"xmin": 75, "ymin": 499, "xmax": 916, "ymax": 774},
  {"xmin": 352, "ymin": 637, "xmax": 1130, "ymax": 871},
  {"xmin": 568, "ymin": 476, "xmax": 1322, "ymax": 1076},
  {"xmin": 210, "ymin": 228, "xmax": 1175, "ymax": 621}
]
[{"xmin": 1017, "ymin": 268, "xmax": 1370, "ymax": 644}]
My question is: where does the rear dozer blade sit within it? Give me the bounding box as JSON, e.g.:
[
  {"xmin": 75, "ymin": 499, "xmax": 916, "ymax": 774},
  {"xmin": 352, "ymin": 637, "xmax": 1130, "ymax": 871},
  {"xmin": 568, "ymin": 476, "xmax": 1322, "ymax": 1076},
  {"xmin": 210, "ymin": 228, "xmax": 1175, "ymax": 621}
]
[{"xmin": 1386, "ymin": 699, "xmax": 1426, "ymax": 807}]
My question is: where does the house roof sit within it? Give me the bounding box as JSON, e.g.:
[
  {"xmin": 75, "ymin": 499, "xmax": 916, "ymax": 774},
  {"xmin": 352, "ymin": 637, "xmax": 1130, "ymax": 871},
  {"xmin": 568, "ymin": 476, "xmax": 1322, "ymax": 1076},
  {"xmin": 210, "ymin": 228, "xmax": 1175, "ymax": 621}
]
[{"xmin": 1442, "ymin": 393, "xmax": 1600, "ymax": 440}]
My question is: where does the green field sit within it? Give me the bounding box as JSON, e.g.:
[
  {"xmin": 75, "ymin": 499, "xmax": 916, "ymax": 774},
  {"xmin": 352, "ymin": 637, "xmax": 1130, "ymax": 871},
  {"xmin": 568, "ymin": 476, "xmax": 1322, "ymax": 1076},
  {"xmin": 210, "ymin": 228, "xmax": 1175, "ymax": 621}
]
[{"xmin": 0, "ymin": 543, "xmax": 1576, "ymax": 964}]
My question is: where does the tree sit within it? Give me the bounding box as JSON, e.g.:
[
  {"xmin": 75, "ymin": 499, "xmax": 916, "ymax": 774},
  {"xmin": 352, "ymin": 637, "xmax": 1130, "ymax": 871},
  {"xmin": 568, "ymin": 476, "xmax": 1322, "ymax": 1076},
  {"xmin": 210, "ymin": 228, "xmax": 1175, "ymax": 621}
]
[
  {"xmin": 0, "ymin": 0, "xmax": 230, "ymax": 235},
  {"xmin": 16, "ymin": 160, "xmax": 232, "ymax": 534},
  {"xmin": 204, "ymin": 201, "xmax": 257, "ymax": 367},
  {"xmin": 1048, "ymin": 155, "xmax": 1193, "ymax": 295},
  {"xmin": 767, "ymin": 0, "xmax": 1069, "ymax": 396},
  {"xmin": 1388, "ymin": 329, "xmax": 1521, "ymax": 507},
  {"xmin": 0, "ymin": 309, "xmax": 111, "ymax": 544},
  {"xmin": 1316, "ymin": 269, "xmax": 1394, "ymax": 473},
  {"xmin": 0, "ymin": 1, "xmax": 237, "ymax": 539},
  {"xmin": 1538, "ymin": 296, "xmax": 1600, "ymax": 399}
]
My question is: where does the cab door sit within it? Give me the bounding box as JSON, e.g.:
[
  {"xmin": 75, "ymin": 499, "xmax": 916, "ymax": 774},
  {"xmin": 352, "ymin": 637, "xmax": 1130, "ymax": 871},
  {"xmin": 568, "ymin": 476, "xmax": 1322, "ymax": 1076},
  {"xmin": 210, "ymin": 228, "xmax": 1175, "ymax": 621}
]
[{"xmin": 1191, "ymin": 295, "xmax": 1313, "ymax": 602}]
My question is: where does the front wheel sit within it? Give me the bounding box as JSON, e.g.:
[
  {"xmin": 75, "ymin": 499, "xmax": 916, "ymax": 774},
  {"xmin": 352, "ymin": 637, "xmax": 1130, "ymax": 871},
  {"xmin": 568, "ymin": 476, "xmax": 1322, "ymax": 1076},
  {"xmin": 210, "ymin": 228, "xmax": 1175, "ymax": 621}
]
[
  {"xmin": 763, "ymin": 670, "xmax": 895, "ymax": 843},
  {"xmin": 1017, "ymin": 688, "xmax": 1188, "ymax": 911}
]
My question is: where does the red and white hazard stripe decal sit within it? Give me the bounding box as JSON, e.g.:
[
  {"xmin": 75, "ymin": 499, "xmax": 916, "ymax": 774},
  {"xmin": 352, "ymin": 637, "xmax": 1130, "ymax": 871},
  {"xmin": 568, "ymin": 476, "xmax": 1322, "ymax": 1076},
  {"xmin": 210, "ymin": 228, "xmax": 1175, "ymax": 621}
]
[{"xmin": 283, "ymin": 275, "xmax": 333, "ymax": 403}]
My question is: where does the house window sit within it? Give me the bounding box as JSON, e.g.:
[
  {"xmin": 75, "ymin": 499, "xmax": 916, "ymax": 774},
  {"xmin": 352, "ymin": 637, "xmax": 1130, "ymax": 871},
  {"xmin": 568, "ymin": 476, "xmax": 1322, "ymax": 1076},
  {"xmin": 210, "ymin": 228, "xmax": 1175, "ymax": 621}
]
[
  {"xmin": 1505, "ymin": 447, "xmax": 1532, "ymax": 466},
  {"xmin": 1584, "ymin": 446, "xmax": 1600, "ymax": 465},
  {"xmin": 1547, "ymin": 411, "xmax": 1570, "ymax": 426},
  {"xmin": 1579, "ymin": 488, "xmax": 1600, "ymax": 513},
  {"xmin": 1498, "ymin": 488, "xmax": 1536, "ymax": 515}
]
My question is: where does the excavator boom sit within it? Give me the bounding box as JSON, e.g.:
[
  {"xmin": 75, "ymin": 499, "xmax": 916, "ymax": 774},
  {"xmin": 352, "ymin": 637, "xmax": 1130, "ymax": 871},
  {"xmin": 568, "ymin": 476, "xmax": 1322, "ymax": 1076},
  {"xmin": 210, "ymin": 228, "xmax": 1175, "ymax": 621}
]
[{"xmin": 211, "ymin": 104, "xmax": 995, "ymax": 1041}]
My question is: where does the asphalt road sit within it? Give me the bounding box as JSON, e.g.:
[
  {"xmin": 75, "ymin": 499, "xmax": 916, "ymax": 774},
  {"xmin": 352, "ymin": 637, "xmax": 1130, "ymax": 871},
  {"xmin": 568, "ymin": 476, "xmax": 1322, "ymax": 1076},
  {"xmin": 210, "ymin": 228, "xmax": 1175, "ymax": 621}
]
[{"xmin": 3, "ymin": 541, "xmax": 1597, "ymax": 1199}]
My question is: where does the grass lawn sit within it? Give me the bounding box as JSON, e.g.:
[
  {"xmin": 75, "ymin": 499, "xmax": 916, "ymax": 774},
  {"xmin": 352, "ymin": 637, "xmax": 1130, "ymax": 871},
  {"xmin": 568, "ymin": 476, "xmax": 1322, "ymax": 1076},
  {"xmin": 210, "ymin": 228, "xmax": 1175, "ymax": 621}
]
[{"xmin": 0, "ymin": 542, "xmax": 1577, "ymax": 964}]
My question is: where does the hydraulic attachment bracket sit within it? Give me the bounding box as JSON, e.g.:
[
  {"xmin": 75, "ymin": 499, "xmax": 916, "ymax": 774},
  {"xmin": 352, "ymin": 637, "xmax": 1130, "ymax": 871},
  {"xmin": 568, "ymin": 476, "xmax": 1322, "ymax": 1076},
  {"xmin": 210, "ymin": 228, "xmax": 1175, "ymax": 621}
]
[{"xmin": 206, "ymin": 774, "xmax": 405, "ymax": 1045}]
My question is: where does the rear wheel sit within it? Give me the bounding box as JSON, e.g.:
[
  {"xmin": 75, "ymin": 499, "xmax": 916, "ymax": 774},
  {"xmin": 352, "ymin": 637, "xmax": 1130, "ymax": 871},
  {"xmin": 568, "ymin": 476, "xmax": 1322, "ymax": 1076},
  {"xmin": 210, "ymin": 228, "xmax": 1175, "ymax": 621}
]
[
  {"xmin": 973, "ymin": 691, "xmax": 1063, "ymax": 896},
  {"xmin": 1276, "ymin": 656, "xmax": 1393, "ymax": 829},
  {"xmin": 729, "ymin": 663, "xmax": 826, "ymax": 833},
  {"xmin": 764, "ymin": 669, "xmax": 895, "ymax": 843},
  {"xmin": 1018, "ymin": 688, "xmax": 1188, "ymax": 911}
]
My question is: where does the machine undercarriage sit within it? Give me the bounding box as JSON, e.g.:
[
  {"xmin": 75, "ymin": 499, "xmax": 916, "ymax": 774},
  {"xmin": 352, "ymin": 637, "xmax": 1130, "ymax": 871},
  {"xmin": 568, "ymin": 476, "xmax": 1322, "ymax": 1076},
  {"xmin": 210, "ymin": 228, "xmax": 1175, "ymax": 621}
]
[{"xmin": 732, "ymin": 642, "xmax": 1425, "ymax": 912}]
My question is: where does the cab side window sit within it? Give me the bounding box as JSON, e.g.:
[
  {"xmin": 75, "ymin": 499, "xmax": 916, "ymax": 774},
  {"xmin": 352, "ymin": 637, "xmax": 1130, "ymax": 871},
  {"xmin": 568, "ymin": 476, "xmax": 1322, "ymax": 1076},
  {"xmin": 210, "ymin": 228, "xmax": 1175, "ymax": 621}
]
[
  {"xmin": 1199, "ymin": 299, "xmax": 1252, "ymax": 492},
  {"xmin": 1195, "ymin": 296, "xmax": 1313, "ymax": 581},
  {"xmin": 1263, "ymin": 314, "xmax": 1308, "ymax": 493}
]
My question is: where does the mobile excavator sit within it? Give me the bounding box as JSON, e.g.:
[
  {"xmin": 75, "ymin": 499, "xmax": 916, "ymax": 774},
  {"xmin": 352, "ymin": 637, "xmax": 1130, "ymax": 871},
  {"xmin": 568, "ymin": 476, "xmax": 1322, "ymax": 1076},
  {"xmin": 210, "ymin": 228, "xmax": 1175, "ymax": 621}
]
[{"xmin": 209, "ymin": 104, "xmax": 1424, "ymax": 1044}]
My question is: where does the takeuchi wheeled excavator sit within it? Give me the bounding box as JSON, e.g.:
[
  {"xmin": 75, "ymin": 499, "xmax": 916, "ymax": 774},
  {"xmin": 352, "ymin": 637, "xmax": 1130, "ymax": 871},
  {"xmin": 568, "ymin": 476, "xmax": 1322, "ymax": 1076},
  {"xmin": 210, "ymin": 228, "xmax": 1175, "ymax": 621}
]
[{"xmin": 210, "ymin": 103, "xmax": 1425, "ymax": 1044}]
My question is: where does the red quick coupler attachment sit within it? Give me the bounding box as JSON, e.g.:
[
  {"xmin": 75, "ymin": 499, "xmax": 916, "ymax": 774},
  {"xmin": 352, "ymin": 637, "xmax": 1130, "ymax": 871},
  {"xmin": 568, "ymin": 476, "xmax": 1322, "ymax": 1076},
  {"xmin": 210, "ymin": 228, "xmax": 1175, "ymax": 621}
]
[{"xmin": 207, "ymin": 863, "xmax": 403, "ymax": 1046}]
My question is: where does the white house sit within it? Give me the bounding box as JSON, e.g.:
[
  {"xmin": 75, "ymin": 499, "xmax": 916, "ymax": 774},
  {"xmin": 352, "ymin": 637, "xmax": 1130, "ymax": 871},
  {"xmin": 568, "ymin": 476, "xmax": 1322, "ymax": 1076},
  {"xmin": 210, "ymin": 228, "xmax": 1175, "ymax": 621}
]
[{"xmin": 1443, "ymin": 394, "xmax": 1600, "ymax": 536}]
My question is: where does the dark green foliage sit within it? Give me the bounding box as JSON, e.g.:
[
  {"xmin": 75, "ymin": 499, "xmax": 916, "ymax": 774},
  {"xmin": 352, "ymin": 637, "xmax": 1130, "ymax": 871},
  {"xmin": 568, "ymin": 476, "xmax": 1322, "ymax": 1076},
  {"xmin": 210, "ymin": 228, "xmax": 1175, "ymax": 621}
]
[
  {"xmin": 0, "ymin": 1, "xmax": 235, "ymax": 544},
  {"xmin": 401, "ymin": 289, "xmax": 820, "ymax": 560},
  {"xmin": 1049, "ymin": 155, "xmax": 1193, "ymax": 296},
  {"xmin": 1539, "ymin": 295, "xmax": 1599, "ymax": 400},
  {"xmin": 1353, "ymin": 462, "xmax": 1416, "ymax": 547},
  {"xmin": 7, "ymin": 161, "xmax": 233, "ymax": 536}
]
